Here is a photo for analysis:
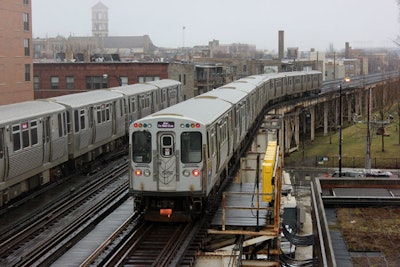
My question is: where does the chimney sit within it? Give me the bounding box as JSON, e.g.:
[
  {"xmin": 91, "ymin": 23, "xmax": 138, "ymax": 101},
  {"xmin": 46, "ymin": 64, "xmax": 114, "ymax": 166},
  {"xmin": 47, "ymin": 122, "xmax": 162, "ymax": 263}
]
[{"xmin": 278, "ymin": 30, "xmax": 284, "ymax": 59}]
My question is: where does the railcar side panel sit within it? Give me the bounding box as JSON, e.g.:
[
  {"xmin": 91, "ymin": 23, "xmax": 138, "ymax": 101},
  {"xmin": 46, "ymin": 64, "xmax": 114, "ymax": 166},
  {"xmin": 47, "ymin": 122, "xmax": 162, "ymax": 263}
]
[{"xmin": 0, "ymin": 128, "xmax": 4, "ymax": 183}]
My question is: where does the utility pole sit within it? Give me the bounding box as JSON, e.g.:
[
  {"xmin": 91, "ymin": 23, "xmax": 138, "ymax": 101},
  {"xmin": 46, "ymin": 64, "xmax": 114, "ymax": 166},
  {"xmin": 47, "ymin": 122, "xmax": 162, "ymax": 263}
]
[{"xmin": 366, "ymin": 88, "xmax": 371, "ymax": 171}]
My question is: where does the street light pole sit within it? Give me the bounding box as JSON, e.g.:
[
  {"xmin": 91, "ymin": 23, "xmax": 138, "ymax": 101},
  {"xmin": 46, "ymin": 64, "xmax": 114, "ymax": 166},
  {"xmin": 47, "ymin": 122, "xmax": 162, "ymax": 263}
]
[{"xmin": 339, "ymin": 83, "xmax": 343, "ymax": 177}]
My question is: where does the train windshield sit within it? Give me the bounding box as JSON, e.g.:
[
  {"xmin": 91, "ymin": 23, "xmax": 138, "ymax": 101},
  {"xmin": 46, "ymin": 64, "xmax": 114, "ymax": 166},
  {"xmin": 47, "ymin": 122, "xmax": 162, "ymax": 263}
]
[
  {"xmin": 132, "ymin": 131, "xmax": 152, "ymax": 163},
  {"xmin": 181, "ymin": 132, "xmax": 202, "ymax": 163}
]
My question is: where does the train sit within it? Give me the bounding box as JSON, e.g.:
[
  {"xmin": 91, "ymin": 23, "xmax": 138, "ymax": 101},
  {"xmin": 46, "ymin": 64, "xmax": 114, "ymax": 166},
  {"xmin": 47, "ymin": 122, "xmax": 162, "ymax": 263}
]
[
  {"xmin": 129, "ymin": 70, "xmax": 322, "ymax": 221},
  {"xmin": 0, "ymin": 79, "xmax": 182, "ymax": 207}
]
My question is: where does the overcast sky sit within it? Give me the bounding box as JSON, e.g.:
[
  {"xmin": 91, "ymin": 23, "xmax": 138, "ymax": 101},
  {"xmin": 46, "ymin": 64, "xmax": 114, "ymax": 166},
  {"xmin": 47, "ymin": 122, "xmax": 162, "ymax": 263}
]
[{"xmin": 32, "ymin": 0, "xmax": 399, "ymax": 52}]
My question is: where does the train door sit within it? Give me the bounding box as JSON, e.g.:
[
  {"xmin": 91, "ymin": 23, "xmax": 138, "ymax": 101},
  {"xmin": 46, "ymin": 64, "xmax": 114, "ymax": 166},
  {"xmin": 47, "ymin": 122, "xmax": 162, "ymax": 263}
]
[
  {"xmin": 89, "ymin": 106, "xmax": 95, "ymax": 145},
  {"xmin": 157, "ymin": 133, "xmax": 177, "ymax": 191},
  {"xmin": 43, "ymin": 117, "xmax": 51, "ymax": 163},
  {"xmin": 0, "ymin": 128, "xmax": 5, "ymax": 181},
  {"xmin": 161, "ymin": 89, "xmax": 167, "ymax": 109},
  {"xmin": 112, "ymin": 101, "xmax": 117, "ymax": 135}
]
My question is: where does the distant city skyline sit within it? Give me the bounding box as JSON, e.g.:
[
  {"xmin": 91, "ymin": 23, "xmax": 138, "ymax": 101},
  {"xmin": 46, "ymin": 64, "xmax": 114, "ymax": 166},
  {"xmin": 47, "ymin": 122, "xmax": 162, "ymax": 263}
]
[{"xmin": 32, "ymin": 0, "xmax": 399, "ymax": 51}]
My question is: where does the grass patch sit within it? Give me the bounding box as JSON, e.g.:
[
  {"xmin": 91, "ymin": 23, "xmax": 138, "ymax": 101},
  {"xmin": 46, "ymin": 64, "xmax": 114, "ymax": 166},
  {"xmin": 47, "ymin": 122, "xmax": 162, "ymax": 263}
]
[{"xmin": 285, "ymin": 106, "xmax": 400, "ymax": 169}]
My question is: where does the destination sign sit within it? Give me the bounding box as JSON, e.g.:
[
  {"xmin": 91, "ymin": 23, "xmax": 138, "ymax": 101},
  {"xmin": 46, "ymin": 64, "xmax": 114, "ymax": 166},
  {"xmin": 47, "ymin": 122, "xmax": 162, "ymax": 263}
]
[{"xmin": 157, "ymin": 121, "xmax": 175, "ymax": 128}]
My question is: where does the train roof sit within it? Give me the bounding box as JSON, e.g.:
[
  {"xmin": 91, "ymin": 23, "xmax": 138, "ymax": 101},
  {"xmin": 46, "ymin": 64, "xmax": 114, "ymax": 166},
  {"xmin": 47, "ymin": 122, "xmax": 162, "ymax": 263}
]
[
  {"xmin": 142, "ymin": 97, "xmax": 232, "ymax": 125},
  {"xmin": 145, "ymin": 79, "xmax": 181, "ymax": 88},
  {"xmin": 238, "ymin": 75, "xmax": 269, "ymax": 85},
  {"xmin": 0, "ymin": 101, "xmax": 65, "ymax": 124},
  {"xmin": 219, "ymin": 80, "xmax": 258, "ymax": 93},
  {"xmin": 48, "ymin": 89, "xmax": 123, "ymax": 108},
  {"xmin": 198, "ymin": 88, "xmax": 248, "ymax": 104},
  {"xmin": 264, "ymin": 70, "xmax": 321, "ymax": 79},
  {"xmin": 109, "ymin": 83, "xmax": 158, "ymax": 96}
]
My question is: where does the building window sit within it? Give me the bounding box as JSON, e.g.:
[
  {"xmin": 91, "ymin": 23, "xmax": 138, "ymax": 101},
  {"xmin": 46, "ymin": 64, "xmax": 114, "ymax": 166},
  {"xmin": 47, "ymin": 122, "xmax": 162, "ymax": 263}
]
[
  {"xmin": 23, "ymin": 0, "xmax": 29, "ymax": 5},
  {"xmin": 51, "ymin": 76, "xmax": 59, "ymax": 89},
  {"xmin": 86, "ymin": 76, "xmax": 108, "ymax": 89},
  {"xmin": 23, "ymin": 13, "xmax": 29, "ymax": 31},
  {"xmin": 66, "ymin": 76, "xmax": 74, "ymax": 89},
  {"xmin": 34, "ymin": 76, "xmax": 39, "ymax": 90},
  {"xmin": 120, "ymin": 76, "xmax": 128, "ymax": 86},
  {"xmin": 24, "ymin": 38, "xmax": 30, "ymax": 56},
  {"xmin": 24, "ymin": 64, "xmax": 30, "ymax": 81},
  {"xmin": 138, "ymin": 76, "xmax": 160, "ymax": 83}
]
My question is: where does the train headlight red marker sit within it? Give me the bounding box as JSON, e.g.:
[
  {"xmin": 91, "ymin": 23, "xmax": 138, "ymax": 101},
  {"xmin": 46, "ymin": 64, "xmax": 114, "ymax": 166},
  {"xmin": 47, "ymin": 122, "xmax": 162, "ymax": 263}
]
[
  {"xmin": 192, "ymin": 169, "xmax": 200, "ymax": 177},
  {"xmin": 135, "ymin": 169, "xmax": 151, "ymax": 177},
  {"xmin": 183, "ymin": 169, "xmax": 200, "ymax": 177}
]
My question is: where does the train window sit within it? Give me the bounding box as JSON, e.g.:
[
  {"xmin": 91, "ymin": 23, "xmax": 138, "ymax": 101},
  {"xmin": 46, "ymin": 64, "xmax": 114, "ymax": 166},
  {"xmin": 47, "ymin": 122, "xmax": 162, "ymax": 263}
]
[
  {"xmin": 219, "ymin": 120, "xmax": 227, "ymax": 143},
  {"xmin": 0, "ymin": 128, "xmax": 3, "ymax": 159},
  {"xmin": 30, "ymin": 121, "xmax": 38, "ymax": 145},
  {"xmin": 107, "ymin": 104, "xmax": 111, "ymax": 120},
  {"xmin": 22, "ymin": 122, "xmax": 29, "ymax": 148},
  {"xmin": 162, "ymin": 89, "xmax": 166, "ymax": 102},
  {"xmin": 181, "ymin": 132, "xmax": 201, "ymax": 163},
  {"xmin": 80, "ymin": 110, "xmax": 86, "ymax": 130},
  {"xmin": 58, "ymin": 114, "xmax": 63, "ymax": 137},
  {"xmin": 74, "ymin": 110, "xmax": 79, "ymax": 132},
  {"xmin": 132, "ymin": 131, "xmax": 151, "ymax": 163},
  {"xmin": 119, "ymin": 99, "xmax": 124, "ymax": 117},
  {"xmin": 63, "ymin": 112, "xmax": 67, "ymax": 135},
  {"xmin": 139, "ymin": 96, "xmax": 145, "ymax": 109},
  {"xmin": 210, "ymin": 128, "xmax": 216, "ymax": 157},
  {"xmin": 12, "ymin": 125, "xmax": 21, "ymax": 151},
  {"xmin": 102, "ymin": 109, "xmax": 106, "ymax": 122},
  {"xmin": 161, "ymin": 134, "xmax": 174, "ymax": 158},
  {"xmin": 66, "ymin": 112, "xmax": 71, "ymax": 133},
  {"xmin": 130, "ymin": 98, "xmax": 136, "ymax": 113}
]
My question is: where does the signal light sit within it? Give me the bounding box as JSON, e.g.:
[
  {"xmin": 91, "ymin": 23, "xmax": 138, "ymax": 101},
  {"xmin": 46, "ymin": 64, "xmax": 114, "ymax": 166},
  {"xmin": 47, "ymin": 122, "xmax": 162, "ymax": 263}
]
[{"xmin": 192, "ymin": 169, "xmax": 200, "ymax": 177}]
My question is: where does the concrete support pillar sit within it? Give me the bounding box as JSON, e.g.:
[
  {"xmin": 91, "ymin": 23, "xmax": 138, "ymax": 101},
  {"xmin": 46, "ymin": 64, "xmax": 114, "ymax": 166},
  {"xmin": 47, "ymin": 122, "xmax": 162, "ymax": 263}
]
[
  {"xmin": 310, "ymin": 106, "xmax": 315, "ymax": 142},
  {"xmin": 284, "ymin": 116, "xmax": 291, "ymax": 154},
  {"xmin": 354, "ymin": 90, "xmax": 361, "ymax": 118},
  {"xmin": 295, "ymin": 113, "xmax": 300, "ymax": 149},
  {"xmin": 324, "ymin": 102, "xmax": 329, "ymax": 136},
  {"xmin": 347, "ymin": 95, "xmax": 352, "ymax": 123}
]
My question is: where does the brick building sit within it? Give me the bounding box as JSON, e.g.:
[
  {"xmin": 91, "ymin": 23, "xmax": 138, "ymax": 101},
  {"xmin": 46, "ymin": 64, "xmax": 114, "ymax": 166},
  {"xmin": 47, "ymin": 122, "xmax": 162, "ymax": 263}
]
[
  {"xmin": 33, "ymin": 62, "xmax": 169, "ymax": 99},
  {"xmin": 0, "ymin": 0, "xmax": 33, "ymax": 105}
]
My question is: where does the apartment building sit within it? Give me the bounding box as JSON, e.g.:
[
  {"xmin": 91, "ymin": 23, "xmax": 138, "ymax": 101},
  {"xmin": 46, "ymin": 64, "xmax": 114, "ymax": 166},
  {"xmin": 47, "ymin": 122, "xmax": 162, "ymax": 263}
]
[{"xmin": 0, "ymin": 0, "xmax": 33, "ymax": 105}]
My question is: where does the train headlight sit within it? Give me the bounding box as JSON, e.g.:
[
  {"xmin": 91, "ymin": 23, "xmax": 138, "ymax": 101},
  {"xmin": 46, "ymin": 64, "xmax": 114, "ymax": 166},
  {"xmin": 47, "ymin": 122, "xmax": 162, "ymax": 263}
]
[
  {"xmin": 144, "ymin": 169, "xmax": 151, "ymax": 177},
  {"xmin": 134, "ymin": 169, "xmax": 142, "ymax": 176},
  {"xmin": 183, "ymin": 169, "xmax": 200, "ymax": 177},
  {"xmin": 183, "ymin": 169, "xmax": 190, "ymax": 177}
]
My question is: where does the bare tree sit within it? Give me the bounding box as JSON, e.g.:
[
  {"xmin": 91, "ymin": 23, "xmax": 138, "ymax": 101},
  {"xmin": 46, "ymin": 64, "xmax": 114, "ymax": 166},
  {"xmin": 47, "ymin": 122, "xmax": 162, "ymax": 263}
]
[{"xmin": 374, "ymin": 74, "xmax": 397, "ymax": 152}]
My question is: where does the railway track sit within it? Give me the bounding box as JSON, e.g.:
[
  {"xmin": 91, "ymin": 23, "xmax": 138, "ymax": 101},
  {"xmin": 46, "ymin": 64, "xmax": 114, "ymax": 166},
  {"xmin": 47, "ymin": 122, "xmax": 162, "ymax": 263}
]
[
  {"xmin": 0, "ymin": 159, "xmax": 129, "ymax": 267},
  {"xmin": 83, "ymin": 220, "xmax": 197, "ymax": 267}
]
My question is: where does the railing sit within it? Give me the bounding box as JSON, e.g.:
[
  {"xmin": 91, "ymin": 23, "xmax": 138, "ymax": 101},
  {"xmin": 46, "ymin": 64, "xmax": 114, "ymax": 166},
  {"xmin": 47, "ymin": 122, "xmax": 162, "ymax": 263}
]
[{"xmin": 285, "ymin": 155, "xmax": 400, "ymax": 170}]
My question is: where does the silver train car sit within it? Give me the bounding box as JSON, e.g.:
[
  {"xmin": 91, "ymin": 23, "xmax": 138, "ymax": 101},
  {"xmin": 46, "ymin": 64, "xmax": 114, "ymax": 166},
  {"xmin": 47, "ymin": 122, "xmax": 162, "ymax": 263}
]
[
  {"xmin": 0, "ymin": 79, "xmax": 182, "ymax": 207},
  {"xmin": 129, "ymin": 71, "xmax": 322, "ymax": 221}
]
